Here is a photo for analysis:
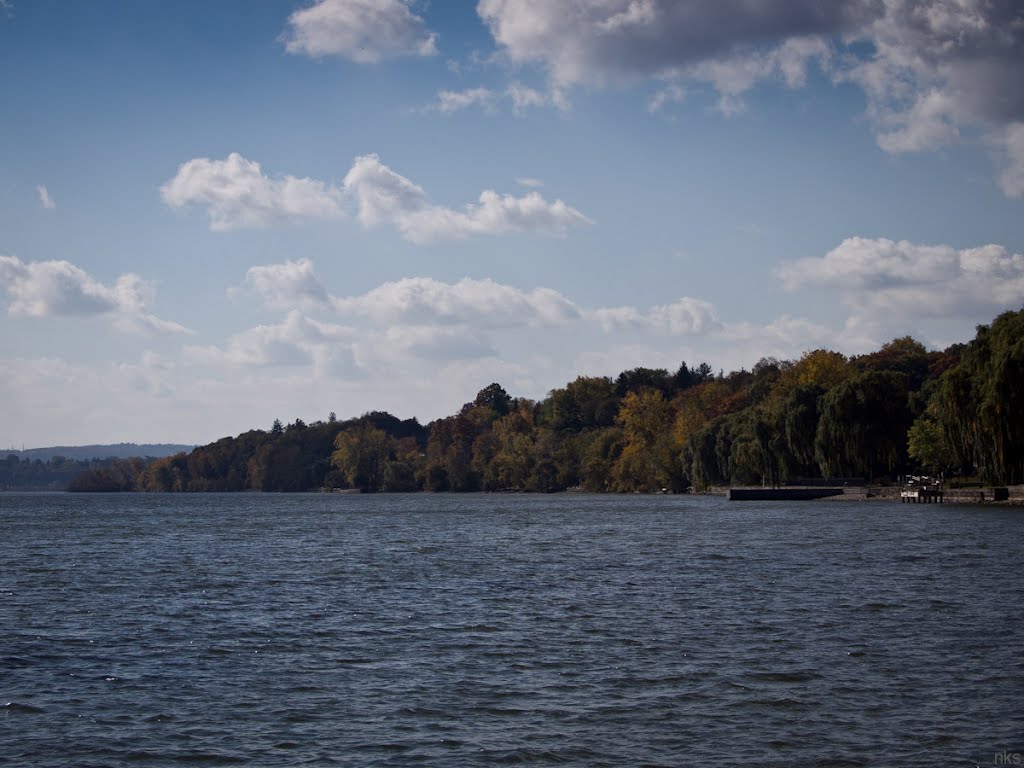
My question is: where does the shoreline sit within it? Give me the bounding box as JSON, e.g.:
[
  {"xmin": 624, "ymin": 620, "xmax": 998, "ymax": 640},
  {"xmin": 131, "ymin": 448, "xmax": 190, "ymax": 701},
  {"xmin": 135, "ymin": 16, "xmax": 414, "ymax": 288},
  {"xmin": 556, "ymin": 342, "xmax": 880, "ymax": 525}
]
[{"xmin": 710, "ymin": 484, "xmax": 1024, "ymax": 505}]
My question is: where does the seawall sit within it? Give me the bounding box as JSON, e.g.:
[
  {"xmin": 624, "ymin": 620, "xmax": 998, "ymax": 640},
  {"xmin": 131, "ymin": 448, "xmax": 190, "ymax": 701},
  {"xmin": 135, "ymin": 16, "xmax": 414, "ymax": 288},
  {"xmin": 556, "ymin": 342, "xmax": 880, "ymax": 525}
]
[{"xmin": 727, "ymin": 488, "xmax": 845, "ymax": 501}]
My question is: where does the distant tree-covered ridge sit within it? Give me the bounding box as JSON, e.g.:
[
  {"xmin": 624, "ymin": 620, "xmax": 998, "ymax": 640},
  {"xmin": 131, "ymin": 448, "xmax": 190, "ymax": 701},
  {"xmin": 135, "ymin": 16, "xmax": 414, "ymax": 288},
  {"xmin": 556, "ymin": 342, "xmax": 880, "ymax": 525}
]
[
  {"xmin": 67, "ymin": 307, "xmax": 1024, "ymax": 493},
  {"xmin": 3, "ymin": 445, "xmax": 192, "ymax": 490},
  {"xmin": 6, "ymin": 443, "xmax": 194, "ymax": 462}
]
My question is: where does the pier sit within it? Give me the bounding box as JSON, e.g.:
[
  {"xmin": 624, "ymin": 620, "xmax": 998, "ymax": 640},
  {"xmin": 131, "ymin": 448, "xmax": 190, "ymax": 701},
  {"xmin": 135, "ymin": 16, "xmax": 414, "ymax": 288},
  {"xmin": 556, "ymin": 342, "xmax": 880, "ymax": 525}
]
[{"xmin": 900, "ymin": 487, "xmax": 944, "ymax": 503}]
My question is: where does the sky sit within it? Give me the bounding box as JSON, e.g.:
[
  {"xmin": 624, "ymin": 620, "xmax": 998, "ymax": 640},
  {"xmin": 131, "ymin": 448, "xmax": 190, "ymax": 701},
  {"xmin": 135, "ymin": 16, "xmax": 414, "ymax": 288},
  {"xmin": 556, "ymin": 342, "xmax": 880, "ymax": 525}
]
[{"xmin": 1, "ymin": 0, "xmax": 1023, "ymax": 449}]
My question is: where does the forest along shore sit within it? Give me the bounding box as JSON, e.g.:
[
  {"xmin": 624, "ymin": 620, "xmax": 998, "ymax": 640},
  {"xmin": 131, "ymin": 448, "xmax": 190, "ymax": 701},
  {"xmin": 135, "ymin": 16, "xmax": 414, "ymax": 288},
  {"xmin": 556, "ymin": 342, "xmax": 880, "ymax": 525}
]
[{"xmin": 46, "ymin": 307, "xmax": 1024, "ymax": 496}]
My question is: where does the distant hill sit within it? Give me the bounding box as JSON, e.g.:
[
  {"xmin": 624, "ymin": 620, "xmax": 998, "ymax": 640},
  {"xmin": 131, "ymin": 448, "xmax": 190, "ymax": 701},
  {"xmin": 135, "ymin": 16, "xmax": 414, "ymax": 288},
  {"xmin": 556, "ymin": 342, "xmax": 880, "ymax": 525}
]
[{"xmin": 5, "ymin": 443, "xmax": 194, "ymax": 462}]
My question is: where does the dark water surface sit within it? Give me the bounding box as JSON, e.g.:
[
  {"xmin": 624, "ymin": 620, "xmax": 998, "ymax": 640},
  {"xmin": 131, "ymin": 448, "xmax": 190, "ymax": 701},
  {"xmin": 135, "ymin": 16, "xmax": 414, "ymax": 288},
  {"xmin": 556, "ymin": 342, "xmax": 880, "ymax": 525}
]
[{"xmin": 2, "ymin": 493, "xmax": 1022, "ymax": 767}]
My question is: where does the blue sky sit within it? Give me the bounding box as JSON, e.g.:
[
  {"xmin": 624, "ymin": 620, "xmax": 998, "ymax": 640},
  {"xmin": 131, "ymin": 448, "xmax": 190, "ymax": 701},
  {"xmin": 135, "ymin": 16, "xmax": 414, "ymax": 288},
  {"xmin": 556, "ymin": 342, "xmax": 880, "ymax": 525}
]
[{"xmin": 2, "ymin": 0, "xmax": 1023, "ymax": 448}]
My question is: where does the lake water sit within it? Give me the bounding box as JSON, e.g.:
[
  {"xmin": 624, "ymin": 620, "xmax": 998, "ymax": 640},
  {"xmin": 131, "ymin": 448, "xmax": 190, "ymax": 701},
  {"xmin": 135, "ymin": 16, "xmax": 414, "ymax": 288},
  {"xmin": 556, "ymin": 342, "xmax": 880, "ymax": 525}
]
[{"xmin": 2, "ymin": 492, "xmax": 1022, "ymax": 767}]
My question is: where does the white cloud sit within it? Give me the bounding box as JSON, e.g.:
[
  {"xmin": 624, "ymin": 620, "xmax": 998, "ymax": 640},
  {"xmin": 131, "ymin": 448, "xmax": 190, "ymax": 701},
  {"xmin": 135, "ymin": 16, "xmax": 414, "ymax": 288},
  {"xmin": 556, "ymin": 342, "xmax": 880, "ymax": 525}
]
[
  {"xmin": 236, "ymin": 258, "xmax": 331, "ymax": 311},
  {"xmin": 591, "ymin": 297, "xmax": 721, "ymax": 335},
  {"xmin": 19, "ymin": 251, "xmax": 1001, "ymax": 446},
  {"xmin": 516, "ymin": 177, "xmax": 543, "ymax": 188},
  {"xmin": 999, "ymin": 122, "xmax": 1024, "ymax": 198},
  {"xmin": 0, "ymin": 255, "xmax": 190, "ymax": 335},
  {"xmin": 434, "ymin": 87, "xmax": 499, "ymax": 113},
  {"xmin": 505, "ymin": 81, "xmax": 549, "ymax": 114},
  {"xmin": 835, "ymin": 1, "xmax": 1024, "ymax": 190},
  {"xmin": 648, "ymin": 83, "xmax": 685, "ymax": 114},
  {"xmin": 163, "ymin": 152, "xmax": 588, "ymax": 241},
  {"xmin": 333, "ymin": 276, "xmax": 580, "ymax": 328},
  {"xmin": 872, "ymin": 88, "xmax": 960, "ymax": 153},
  {"xmin": 218, "ymin": 265, "xmax": 844, "ymax": 378},
  {"xmin": 477, "ymin": 0, "xmax": 1024, "ymax": 195},
  {"xmin": 342, "ymin": 153, "xmax": 590, "ymax": 243},
  {"xmin": 377, "ymin": 325, "xmax": 496, "ymax": 362},
  {"xmin": 477, "ymin": 0, "xmax": 861, "ymax": 86},
  {"xmin": 721, "ymin": 314, "xmax": 835, "ymax": 350},
  {"xmin": 36, "ymin": 185, "xmax": 55, "ymax": 209},
  {"xmin": 283, "ymin": 0, "xmax": 437, "ymax": 62},
  {"xmin": 777, "ymin": 237, "xmax": 1024, "ymax": 343},
  {"xmin": 160, "ymin": 153, "xmax": 344, "ymax": 231},
  {"xmin": 686, "ymin": 35, "xmax": 831, "ymax": 115},
  {"xmin": 430, "ymin": 82, "xmax": 554, "ymax": 115},
  {"xmin": 187, "ymin": 311, "xmax": 358, "ymax": 373}
]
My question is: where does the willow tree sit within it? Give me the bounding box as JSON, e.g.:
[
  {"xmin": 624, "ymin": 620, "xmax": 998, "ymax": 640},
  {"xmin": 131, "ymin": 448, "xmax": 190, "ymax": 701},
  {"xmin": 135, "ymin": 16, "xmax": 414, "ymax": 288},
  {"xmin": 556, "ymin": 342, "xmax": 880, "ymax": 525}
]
[
  {"xmin": 815, "ymin": 371, "xmax": 912, "ymax": 479},
  {"xmin": 783, "ymin": 383, "xmax": 825, "ymax": 476},
  {"xmin": 931, "ymin": 309, "xmax": 1024, "ymax": 483}
]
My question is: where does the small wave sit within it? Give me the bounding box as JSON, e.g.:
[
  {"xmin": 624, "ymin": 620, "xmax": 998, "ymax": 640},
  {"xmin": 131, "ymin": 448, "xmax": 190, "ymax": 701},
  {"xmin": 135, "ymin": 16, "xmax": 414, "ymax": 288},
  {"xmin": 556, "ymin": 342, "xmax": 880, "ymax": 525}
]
[
  {"xmin": 861, "ymin": 602, "xmax": 898, "ymax": 611},
  {"xmin": 1, "ymin": 656, "xmax": 34, "ymax": 668},
  {"xmin": 3, "ymin": 702, "xmax": 44, "ymax": 714},
  {"xmin": 167, "ymin": 752, "xmax": 244, "ymax": 764},
  {"xmin": 749, "ymin": 671, "xmax": 822, "ymax": 683},
  {"xmin": 749, "ymin": 697, "xmax": 807, "ymax": 710}
]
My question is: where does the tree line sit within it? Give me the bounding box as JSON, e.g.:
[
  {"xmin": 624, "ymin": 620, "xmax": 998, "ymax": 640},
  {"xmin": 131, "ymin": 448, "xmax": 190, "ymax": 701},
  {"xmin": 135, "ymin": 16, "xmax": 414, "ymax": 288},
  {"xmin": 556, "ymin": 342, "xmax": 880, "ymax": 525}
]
[
  {"xmin": 2, "ymin": 454, "xmax": 138, "ymax": 490},
  {"xmin": 68, "ymin": 307, "xmax": 1024, "ymax": 493}
]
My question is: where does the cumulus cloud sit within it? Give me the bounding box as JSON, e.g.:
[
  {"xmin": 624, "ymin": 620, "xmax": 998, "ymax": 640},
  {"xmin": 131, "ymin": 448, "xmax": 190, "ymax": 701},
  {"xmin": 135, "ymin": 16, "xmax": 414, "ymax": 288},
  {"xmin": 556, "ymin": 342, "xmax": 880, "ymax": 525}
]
[
  {"xmin": 477, "ymin": 0, "xmax": 1024, "ymax": 194},
  {"xmin": 162, "ymin": 152, "xmax": 588, "ymax": 240},
  {"xmin": 686, "ymin": 35, "xmax": 831, "ymax": 115},
  {"xmin": 477, "ymin": 0, "xmax": 862, "ymax": 86},
  {"xmin": 160, "ymin": 153, "xmax": 344, "ymax": 231},
  {"xmin": 236, "ymin": 258, "xmax": 331, "ymax": 311},
  {"xmin": 36, "ymin": 185, "xmax": 55, "ymax": 209},
  {"xmin": 999, "ymin": 122, "xmax": 1024, "ymax": 198},
  {"xmin": 342, "ymin": 153, "xmax": 590, "ymax": 243},
  {"xmin": 777, "ymin": 237, "xmax": 1024, "ymax": 341},
  {"xmin": 211, "ymin": 271, "xmax": 584, "ymax": 370},
  {"xmin": 841, "ymin": 1, "xmax": 1024, "ymax": 152},
  {"xmin": 0, "ymin": 255, "xmax": 190, "ymax": 335},
  {"xmin": 283, "ymin": 0, "xmax": 437, "ymax": 62},
  {"xmin": 591, "ymin": 297, "xmax": 722, "ymax": 335},
  {"xmin": 377, "ymin": 325, "xmax": 496, "ymax": 362},
  {"xmin": 188, "ymin": 311, "xmax": 357, "ymax": 372},
  {"xmin": 333, "ymin": 275, "xmax": 581, "ymax": 328},
  {"xmin": 225, "ymin": 264, "xmax": 834, "ymax": 372}
]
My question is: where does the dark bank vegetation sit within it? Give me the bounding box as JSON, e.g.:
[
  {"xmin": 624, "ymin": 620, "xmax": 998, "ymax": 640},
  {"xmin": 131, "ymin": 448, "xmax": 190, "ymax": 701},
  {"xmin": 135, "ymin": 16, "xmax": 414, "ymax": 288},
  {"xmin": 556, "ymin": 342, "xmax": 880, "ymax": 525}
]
[
  {"xmin": 67, "ymin": 308, "xmax": 1024, "ymax": 493},
  {"xmin": 2, "ymin": 455, "xmax": 148, "ymax": 491}
]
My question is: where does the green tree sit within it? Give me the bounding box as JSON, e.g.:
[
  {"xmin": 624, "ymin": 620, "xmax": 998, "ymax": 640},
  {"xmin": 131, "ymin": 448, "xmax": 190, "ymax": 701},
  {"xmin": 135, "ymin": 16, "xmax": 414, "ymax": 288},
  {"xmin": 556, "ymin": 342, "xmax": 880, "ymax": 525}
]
[
  {"xmin": 783, "ymin": 384, "xmax": 825, "ymax": 476},
  {"xmin": 815, "ymin": 371, "xmax": 912, "ymax": 479},
  {"xmin": 611, "ymin": 389, "xmax": 683, "ymax": 491},
  {"xmin": 332, "ymin": 425, "xmax": 392, "ymax": 492},
  {"xmin": 930, "ymin": 309, "xmax": 1024, "ymax": 483},
  {"xmin": 907, "ymin": 401, "xmax": 953, "ymax": 475},
  {"xmin": 474, "ymin": 383, "xmax": 513, "ymax": 416}
]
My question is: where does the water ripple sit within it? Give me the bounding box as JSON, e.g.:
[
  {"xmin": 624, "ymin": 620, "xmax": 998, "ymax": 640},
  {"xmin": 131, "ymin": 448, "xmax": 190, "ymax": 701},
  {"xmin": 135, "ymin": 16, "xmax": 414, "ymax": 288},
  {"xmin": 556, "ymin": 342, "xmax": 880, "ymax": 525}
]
[{"xmin": 1, "ymin": 492, "xmax": 1022, "ymax": 767}]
